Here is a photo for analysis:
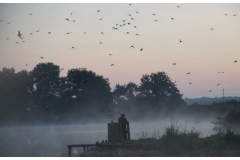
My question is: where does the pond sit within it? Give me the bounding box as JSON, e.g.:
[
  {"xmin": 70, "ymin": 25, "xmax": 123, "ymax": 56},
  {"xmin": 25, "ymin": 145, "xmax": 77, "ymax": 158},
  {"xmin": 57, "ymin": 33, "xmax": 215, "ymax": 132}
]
[{"xmin": 0, "ymin": 117, "xmax": 216, "ymax": 157}]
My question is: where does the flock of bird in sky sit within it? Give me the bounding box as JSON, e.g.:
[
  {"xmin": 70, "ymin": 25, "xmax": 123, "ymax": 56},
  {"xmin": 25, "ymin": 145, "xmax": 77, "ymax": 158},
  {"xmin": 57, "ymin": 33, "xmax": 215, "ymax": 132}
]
[{"xmin": 1, "ymin": 3, "xmax": 239, "ymax": 94}]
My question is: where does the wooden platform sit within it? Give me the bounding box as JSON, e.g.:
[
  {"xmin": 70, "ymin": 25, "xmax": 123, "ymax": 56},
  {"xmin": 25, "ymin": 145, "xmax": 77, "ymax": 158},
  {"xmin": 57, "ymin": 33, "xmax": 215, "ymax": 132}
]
[{"xmin": 67, "ymin": 143, "xmax": 122, "ymax": 157}]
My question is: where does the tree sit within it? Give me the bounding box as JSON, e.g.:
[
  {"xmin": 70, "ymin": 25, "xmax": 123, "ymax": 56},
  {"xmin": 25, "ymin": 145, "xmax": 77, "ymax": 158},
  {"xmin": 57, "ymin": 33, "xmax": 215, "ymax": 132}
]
[
  {"xmin": 0, "ymin": 68, "xmax": 33, "ymax": 125},
  {"xmin": 112, "ymin": 82, "xmax": 139, "ymax": 114},
  {"xmin": 137, "ymin": 72, "xmax": 185, "ymax": 112},
  {"xmin": 29, "ymin": 63, "xmax": 60, "ymax": 121},
  {"xmin": 61, "ymin": 68, "xmax": 112, "ymax": 121}
]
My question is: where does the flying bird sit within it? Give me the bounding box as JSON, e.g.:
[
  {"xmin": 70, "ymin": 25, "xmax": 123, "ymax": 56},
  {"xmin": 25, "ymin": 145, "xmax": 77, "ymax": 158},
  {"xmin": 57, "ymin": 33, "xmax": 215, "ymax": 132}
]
[
  {"xmin": 70, "ymin": 47, "xmax": 75, "ymax": 49},
  {"xmin": 122, "ymin": 20, "xmax": 126, "ymax": 22},
  {"xmin": 176, "ymin": 6, "xmax": 180, "ymax": 8},
  {"xmin": 216, "ymin": 83, "xmax": 221, "ymax": 87},
  {"xmin": 111, "ymin": 64, "xmax": 114, "ymax": 66},
  {"xmin": 224, "ymin": 14, "xmax": 228, "ymax": 16},
  {"xmin": 128, "ymin": 14, "xmax": 132, "ymax": 16},
  {"xmin": 99, "ymin": 42, "xmax": 102, "ymax": 44},
  {"xmin": 130, "ymin": 18, "xmax": 134, "ymax": 20},
  {"xmin": 186, "ymin": 72, "xmax": 190, "ymax": 75},
  {"xmin": 83, "ymin": 32, "xmax": 87, "ymax": 34},
  {"xmin": 135, "ymin": 11, "xmax": 139, "ymax": 13},
  {"xmin": 26, "ymin": 63, "xmax": 28, "ymax": 66},
  {"xmin": 153, "ymin": 13, "xmax": 155, "ymax": 16},
  {"xmin": 208, "ymin": 90, "xmax": 212, "ymax": 92},
  {"xmin": 135, "ymin": 34, "xmax": 140, "ymax": 36},
  {"xmin": 29, "ymin": 13, "xmax": 32, "ymax": 15},
  {"xmin": 6, "ymin": 38, "xmax": 9, "ymax": 41},
  {"xmin": 126, "ymin": 32, "xmax": 130, "ymax": 34},
  {"xmin": 101, "ymin": 32, "xmax": 104, "ymax": 35},
  {"xmin": 134, "ymin": 26, "xmax": 137, "ymax": 28},
  {"xmin": 99, "ymin": 17, "xmax": 103, "ymax": 20},
  {"xmin": 189, "ymin": 83, "xmax": 192, "ymax": 85},
  {"xmin": 153, "ymin": 19, "xmax": 158, "ymax": 21},
  {"xmin": 234, "ymin": 60, "xmax": 238, "ymax": 63},
  {"xmin": 233, "ymin": 14, "xmax": 237, "ymax": 16},
  {"xmin": 210, "ymin": 28, "xmax": 214, "ymax": 30},
  {"xmin": 17, "ymin": 31, "xmax": 22, "ymax": 39},
  {"xmin": 30, "ymin": 33, "xmax": 33, "ymax": 35},
  {"xmin": 36, "ymin": 29, "xmax": 40, "ymax": 32},
  {"xmin": 48, "ymin": 32, "xmax": 51, "ymax": 34},
  {"xmin": 140, "ymin": 48, "xmax": 143, "ymax": 52},
  {"xmin": 70, "ymin": 12, "xmax": 73, "ymax": 16},
  {"xmin": 15, "ymin": 42, "xmax": 18, "ymax": 44},
  {"xmin": 109, "ymin": 54, "xmax": 112, "ymax": 56},
  {"xmin": 127, "ymin": 23, "xmax": 131, "ymax": 25},
  {"xmin": 97, "ymin": 10, "xmax": 100, "ymax": 12},
  {"xmin": 7, "ymin": 22, "xmax": 11, "ymax": 24},
  {"xmin": 0, "ymin": 19, "xmax": 4, "ymax": 22},
  {"xmin": 73, "ymin": 20, "xmax": 76, "ymax": 23},
  {"xmin": 173, "ymin": 63, "xmax": 176, "ymax": 65},
  {"xmin": 130, "ymin": 45, "xmax": 134, "ymax": 48},
  {"xmin": 170, "ymin": 17, "xmax": 174, "ymax": 20},
  {"xmin": 66, "ymin": 32, "xmax": 71, "ymax": 34},
  {"xmin": 179, "ymin": 39, "xmax": 183, "ymax": 43},
  {"xmin": 65, "ymin": 18, "xmax": 70, "ymax": 21},
  {"xmin": 40, "ymin": 56, "xmax": 45, "ymax": 59},
  {"xmin": 61, "ymin": 68, "xmax": 64, "ymax": 70},
  {"xmin": 129, "ymin": 3, "xmax": 132, "ymax": 5}
]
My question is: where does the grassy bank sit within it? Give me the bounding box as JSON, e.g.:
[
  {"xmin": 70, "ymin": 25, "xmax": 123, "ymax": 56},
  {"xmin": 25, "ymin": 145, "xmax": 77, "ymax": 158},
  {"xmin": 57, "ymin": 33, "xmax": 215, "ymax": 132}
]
[{"xmin": 80, "ymin": 125, "xmax": 240, "ymax": 157}]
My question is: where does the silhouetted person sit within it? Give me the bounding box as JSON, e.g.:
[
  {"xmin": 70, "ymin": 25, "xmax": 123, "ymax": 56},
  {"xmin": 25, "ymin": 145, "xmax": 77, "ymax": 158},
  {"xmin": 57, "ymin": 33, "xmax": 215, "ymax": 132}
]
[{"xmin": 118, "ymin": 114, "xmax": 128, "ymax": 140}]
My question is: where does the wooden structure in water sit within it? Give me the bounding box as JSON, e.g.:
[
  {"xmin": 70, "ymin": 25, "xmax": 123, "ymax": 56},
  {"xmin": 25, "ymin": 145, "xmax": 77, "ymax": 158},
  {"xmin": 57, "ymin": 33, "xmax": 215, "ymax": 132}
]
[
  {"xmin": 108, "ymin": 121, "xmax": 130, "ymax": 142},
  {"xmin": 67, "ymin": 121, "xmax": 130, "ymax": 156},
  {"xmin": 67, "ymin": 143, "xmax": 122, "ymax": 157}
]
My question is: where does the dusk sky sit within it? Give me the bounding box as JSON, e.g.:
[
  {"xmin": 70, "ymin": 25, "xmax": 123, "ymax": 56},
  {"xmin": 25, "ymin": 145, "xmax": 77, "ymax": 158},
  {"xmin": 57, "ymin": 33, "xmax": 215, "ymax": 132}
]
[{"xmin": 0, "ymin": 2, "xmax": 239, "ymax": 98}]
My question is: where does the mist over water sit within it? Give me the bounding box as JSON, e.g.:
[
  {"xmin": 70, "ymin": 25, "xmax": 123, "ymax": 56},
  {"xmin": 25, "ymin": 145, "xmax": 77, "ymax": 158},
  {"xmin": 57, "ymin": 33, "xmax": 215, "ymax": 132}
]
[{"xmin": 0, "ymin": 116, "xmax": 216, "ymax": 157}]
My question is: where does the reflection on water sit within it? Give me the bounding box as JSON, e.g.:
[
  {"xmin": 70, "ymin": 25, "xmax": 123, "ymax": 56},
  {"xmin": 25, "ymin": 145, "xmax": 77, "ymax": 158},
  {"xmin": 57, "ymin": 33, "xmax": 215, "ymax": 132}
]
[{"xmin": 0, "ymin": 118, "xmax": 216, "ymax": 157}]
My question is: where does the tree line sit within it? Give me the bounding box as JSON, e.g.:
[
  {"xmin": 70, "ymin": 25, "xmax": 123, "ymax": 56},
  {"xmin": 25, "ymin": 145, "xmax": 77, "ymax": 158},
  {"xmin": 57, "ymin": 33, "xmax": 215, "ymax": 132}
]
[{"xmin": 0, "ymin": 62, "xmax": 186, "ymax": 125}]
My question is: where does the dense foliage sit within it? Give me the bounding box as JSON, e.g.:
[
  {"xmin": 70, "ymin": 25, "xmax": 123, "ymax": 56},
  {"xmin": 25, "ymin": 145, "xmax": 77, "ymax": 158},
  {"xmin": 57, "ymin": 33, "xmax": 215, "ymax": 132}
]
[{"xmin": 0, "ymin": 63, "xmax": 185, "ymax": 125}]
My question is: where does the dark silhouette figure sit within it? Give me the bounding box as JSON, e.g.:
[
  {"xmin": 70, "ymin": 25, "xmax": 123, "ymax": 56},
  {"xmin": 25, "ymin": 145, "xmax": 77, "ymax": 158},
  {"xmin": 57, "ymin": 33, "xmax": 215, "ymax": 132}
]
[
  {"xmin": 97, "ymin": 10, "xmax": 100, "ymax": 12},
  {"xmin": 170, "ymin": 17, "xmax": 174, "ymax": 20},
  {"xmin": 173, "ymin": 63, "xmax": 176, "ymax": 65},
  {"xmin": 179, "ymin": 39, "xmax": 183, "ymax": 43},
  {"xmin": 216, "ymin": 83, "xmax": 221, "ymax": 87},
  {"xmin": 111, "ymin": 64, "xmax": 114, "ymax": 66},
  {"xmin": 130, "ymin": 45, "xmax": 134, "ymax": 48},
  {"xmin": 234, "ymin": 60, "xmax": 238, "ymax": 63},
  {"xmin": 118, "ymin": 114, "xmax": 128, "ymax": 140},
  {"xmin": 140, "ymin": 48, "xmax": 143, "ymax": 52},
  {"xmin": 186, "ymin": 72, "xmax": 190, "ymax": 75},
  {"xmin": 109, "ymin": 54, "xmax": 112, "ymax": 56}
]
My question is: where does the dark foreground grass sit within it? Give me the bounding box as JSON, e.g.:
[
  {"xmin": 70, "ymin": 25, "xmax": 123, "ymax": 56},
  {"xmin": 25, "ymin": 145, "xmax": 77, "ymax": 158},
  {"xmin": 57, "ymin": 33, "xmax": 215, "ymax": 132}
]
[{"xmin": 80, "ymin": 125, "xmax": 240, "ymax": 157}]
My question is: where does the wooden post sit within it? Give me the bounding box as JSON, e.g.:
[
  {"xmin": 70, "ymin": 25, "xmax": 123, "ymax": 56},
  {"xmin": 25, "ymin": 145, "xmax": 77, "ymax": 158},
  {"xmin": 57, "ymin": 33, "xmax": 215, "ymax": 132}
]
[
  {"xmin": 127, "ymin": 121, "xmax": 130, "ymax": 140},
  {"xmin": 68, "ymin": 146, "xmax": 72, "ymax": 157}
]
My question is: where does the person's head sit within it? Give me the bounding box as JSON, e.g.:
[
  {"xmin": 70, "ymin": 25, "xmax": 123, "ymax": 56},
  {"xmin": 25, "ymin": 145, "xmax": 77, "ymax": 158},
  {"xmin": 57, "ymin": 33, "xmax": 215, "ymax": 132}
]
[{"xmin": 121, "ymin": 114, "xmax": 125, "ymax": 117}]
